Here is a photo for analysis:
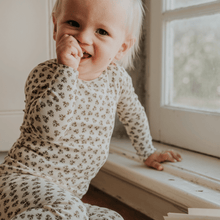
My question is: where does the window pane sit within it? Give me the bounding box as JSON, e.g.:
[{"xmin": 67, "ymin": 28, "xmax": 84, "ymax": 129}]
[
  {"xmin": 167, "ymin": 14, "xmax": 220, "ymax": 112},
  {"xmin": 167, "ymin": 0, "xmax": 217, "ymax": 10}
]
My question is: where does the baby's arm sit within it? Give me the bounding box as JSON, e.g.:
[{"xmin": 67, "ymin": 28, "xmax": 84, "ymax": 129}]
[
  {"xmin": 117, "ymin": 70, "xmax": 156, "ymax": 159},
  {"xmin": 23, "ymin": 35, "xmax": 82, "ymax": 142},
  {"xmin": 116, "ymin": 68, "xmax": 182, "ymax": 170}
]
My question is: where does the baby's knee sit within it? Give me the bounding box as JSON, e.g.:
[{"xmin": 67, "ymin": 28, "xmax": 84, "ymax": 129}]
[
  {"xmin": 84, "ymin": 204, "xmax": 124, "ymax": 220},
  {"xmin": 48, "ymin": 196, "xmax": 88, "ymax": 219},
  {"xmin": 0, "ymin": 173, "xmax": 89, "ymax": 220}
]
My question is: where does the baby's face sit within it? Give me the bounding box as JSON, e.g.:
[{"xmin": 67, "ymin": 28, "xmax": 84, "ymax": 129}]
[{"xmin": 53, "ymin": 0, "xmax": 133, "ymax": 80}]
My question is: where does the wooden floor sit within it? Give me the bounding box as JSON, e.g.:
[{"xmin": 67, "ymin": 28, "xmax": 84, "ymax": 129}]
[{"xmin": 82, "ymin": 185, "xmax": 153, "ymax": 220}]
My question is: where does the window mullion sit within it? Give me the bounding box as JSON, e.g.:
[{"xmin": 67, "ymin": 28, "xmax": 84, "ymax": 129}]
[{"xmin": 163, "ymin": 1, "xmax": 220, "ymax": 21}]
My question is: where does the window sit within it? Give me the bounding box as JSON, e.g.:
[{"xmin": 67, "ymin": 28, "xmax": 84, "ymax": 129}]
[{"xmin": 149, "ymin": 0, "xmax": 220, "ymax": 158}]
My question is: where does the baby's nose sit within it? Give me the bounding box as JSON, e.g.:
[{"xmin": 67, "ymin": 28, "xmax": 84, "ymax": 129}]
[{"xmin": 75, "ymin": 30, "xmax": 92, "ymax": 45}]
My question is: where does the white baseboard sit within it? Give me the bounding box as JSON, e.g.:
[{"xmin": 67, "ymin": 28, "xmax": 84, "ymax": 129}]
[{"xmin": 91, "ymin": 169, "xmax": 186, "ymax": 220}]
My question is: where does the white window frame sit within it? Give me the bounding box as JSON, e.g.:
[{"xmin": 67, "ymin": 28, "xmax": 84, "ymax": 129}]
[{"xmin": 148, "ymin": 0, "xmax": 220, "ymax": 158}]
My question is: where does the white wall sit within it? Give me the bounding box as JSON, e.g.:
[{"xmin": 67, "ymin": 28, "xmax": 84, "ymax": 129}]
[{"xmin": 0, "ymin": 0, "xmax": 56, "ymax": 151}]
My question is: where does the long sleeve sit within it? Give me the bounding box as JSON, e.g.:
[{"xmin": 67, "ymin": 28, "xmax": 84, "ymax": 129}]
[
  {"xmin": 21, "ymin": 60, "xmax": 79, "ymax": 142},
  {"xmin": 116, "ymin": 69, "xmax": 156, "ymax": 162}
]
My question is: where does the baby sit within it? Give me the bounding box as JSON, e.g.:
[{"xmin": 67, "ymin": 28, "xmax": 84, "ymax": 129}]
[{"xmin": 0, "ymin": 0, "xmax": 181, "ymax": 219}]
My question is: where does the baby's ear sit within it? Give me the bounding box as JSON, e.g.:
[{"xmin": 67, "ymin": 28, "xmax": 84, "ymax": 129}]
[
  {"xmin": 52, "ymin": 14, "xmax": 57, "ymax": 41},
  {"xmin": 115, "ymin": 38, "xmax": 136, "ymax": 60}
]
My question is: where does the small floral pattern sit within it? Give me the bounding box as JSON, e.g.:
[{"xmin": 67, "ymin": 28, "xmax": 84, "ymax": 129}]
[
  {"xmin": 0, "ymin": 59, "xmax": 155, "ymax": 219},
  {"xmin": 0, "ymin": 173, "xmax": 122, "ymax": 220}
]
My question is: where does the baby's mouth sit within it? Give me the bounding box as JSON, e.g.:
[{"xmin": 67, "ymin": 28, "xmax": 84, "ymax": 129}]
[{"xmin": 82, "ymin": 52, "xmax": 92, "ymax": 59}]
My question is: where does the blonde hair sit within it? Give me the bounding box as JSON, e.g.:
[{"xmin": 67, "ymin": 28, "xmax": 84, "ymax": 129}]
[{"xmin": 52, "ymin": 0, "xmax": 145, "ymax": 69}]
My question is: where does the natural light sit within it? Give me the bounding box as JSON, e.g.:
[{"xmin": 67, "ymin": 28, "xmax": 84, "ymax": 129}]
[{"xmin": 165, "ymin": 14, "xmax": 220, "ymax": 112}]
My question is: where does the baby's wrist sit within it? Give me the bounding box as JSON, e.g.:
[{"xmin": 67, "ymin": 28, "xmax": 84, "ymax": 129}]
[
  {"xmin": 56, "ymin": 59, "xmax": 78, "ymax": 74},
  {"xmin": 57, "ymin": 56, "xmax": 79, "ymax": 71}
]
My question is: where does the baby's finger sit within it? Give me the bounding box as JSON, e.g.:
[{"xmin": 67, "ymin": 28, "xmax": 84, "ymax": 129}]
[
  {"xmin": 67, "ymin": 35, "xmax": 83, "ymax": 58},
  {"xmin": 150, "ymin": 161, "xmax": 164, "ymax": 171},
  {"xmin": 57, "ymin": 34, "xmax": 70, "ymax": 45},
  {"xmin": 169, "ymin": 150, "xmax": 182, "ymax": 162},
  {"xmin": 158, "ymin": 151, "xmax": 176, "ymax": 163}
]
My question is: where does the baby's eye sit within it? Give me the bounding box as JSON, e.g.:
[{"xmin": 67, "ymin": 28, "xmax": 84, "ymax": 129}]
[
  {"xmin": 96, "ymin": 29, "xmax": 108, "ymax": 36},
  {"xmin": 67, "ymin": 20, "xmax": 79, "ymax": 27}
]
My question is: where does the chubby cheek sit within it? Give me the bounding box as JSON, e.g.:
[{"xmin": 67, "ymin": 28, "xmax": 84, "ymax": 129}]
[{"xmin": 94, "ymin": 45, "xmax": 116, "ymax": 66}]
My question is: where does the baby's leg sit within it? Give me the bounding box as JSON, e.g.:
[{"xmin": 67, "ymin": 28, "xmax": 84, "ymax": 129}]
[
  {"xmin": 84, "ymin": 203, "xmax": 124, "ymax": 220},
  {"xmin": 0, "ymin": 173, "xmax": 88, "ymax": 220}
]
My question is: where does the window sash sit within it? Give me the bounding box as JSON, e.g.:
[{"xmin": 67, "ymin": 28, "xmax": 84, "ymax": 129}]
[{"xmin": 148, "ymin": 0, "xmax": 220, "ymax": 158}]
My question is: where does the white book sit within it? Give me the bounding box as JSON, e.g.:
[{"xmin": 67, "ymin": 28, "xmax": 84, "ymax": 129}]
[
  {"xmin": 188, "ymin": 208, "xmax": 220, "ymax": 217},
  {"xmin": 164, "ymin": 216, "xmax": 219, "ymax": 220},
  {"xmin": 163, "ymin": 209, "xmax": 220, "ymax": 220}
]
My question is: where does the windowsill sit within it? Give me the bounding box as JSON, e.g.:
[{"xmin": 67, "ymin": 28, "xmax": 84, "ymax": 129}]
[{"xmin": 91, "ymin": 138, "xmax": 220, "ymax": 220}]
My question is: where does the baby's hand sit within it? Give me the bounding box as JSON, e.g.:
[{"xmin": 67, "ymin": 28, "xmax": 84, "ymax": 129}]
[
  {"xmin": 144, "ymin": 150, "xmax": 182, "ymax": 171},
  {"xmin": 56, "ymin": 34, "xmax": 83, "ymax": 70}
]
